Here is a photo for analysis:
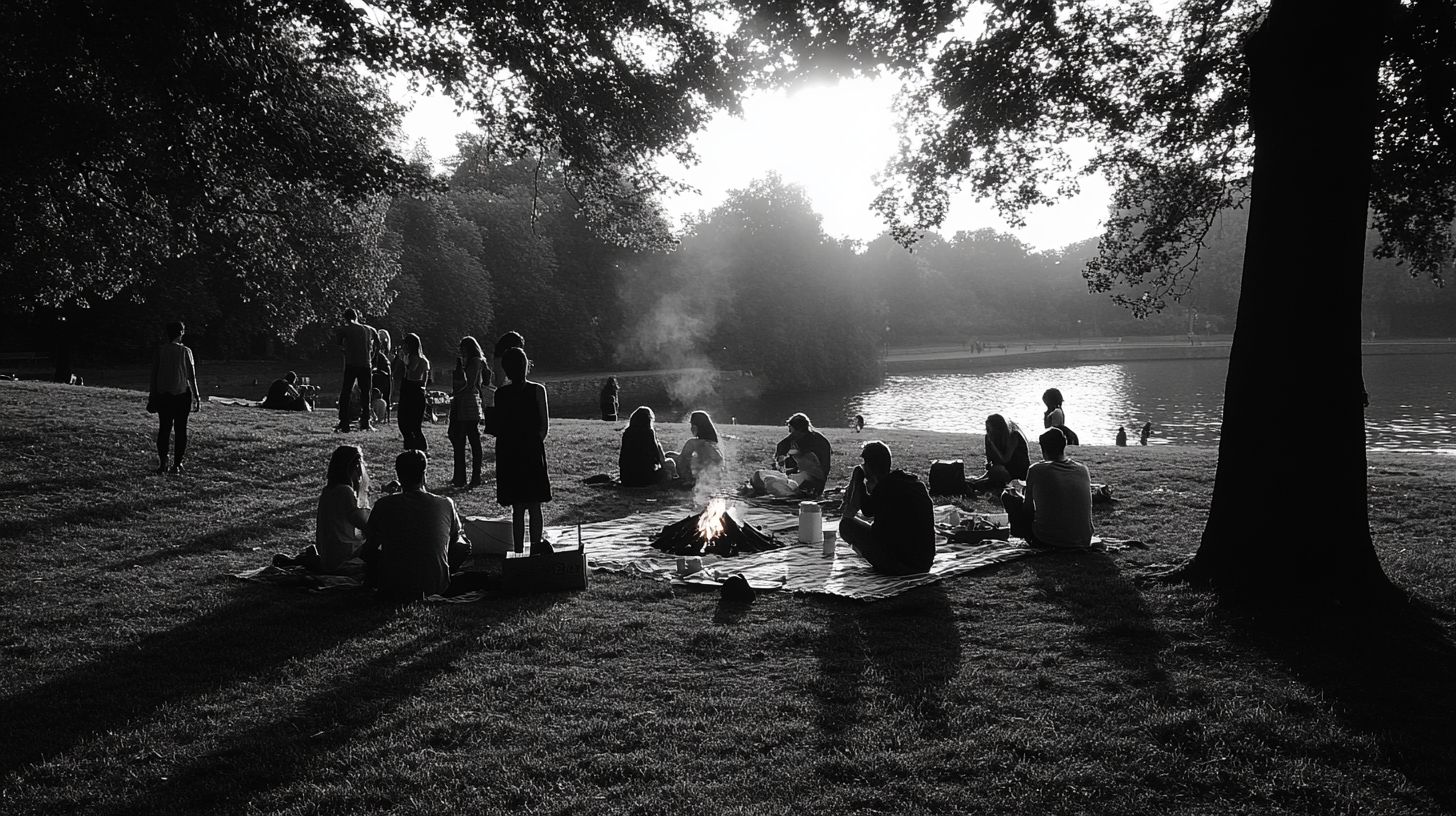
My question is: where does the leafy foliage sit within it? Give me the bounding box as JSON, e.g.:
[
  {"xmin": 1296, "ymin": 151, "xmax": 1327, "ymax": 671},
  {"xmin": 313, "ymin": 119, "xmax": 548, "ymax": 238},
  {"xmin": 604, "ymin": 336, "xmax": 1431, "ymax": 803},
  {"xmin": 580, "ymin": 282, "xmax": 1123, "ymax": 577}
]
[{"xmin": 873, "ymin": 0, "xmax": 1456, "ymax": 315}]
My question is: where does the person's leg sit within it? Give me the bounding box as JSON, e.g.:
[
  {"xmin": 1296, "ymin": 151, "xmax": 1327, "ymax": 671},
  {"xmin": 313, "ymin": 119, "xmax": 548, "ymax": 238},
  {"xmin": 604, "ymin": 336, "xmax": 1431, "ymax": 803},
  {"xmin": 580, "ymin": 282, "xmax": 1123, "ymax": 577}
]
[
  {"xmin": 528, "ymin": 503, "xmax": 544, "ymax": 547},
  {"xmin": 156, "ymin": 409, "xmax": 172, "ymax": 473},
  {"xmin": 337, "ymin": 369, "xmax": 353, "ymax": 429},
  {"xmin": 845, "ymin": 524, "xmax": 920, "ymax": 575},
  {"xmin": 448, "ymin": 421, "xmax": 467, "ymax": 486},
  {"xmin": 512, "ymin": 504, "xmax": 527, "ymax": 553},
  {"xmin": 172, "ymin": 392, "xmax": 191, "ymax": 469},
  {"xmin": 467, "ymin": 426, "xmax": 483, "ymax": 487}
]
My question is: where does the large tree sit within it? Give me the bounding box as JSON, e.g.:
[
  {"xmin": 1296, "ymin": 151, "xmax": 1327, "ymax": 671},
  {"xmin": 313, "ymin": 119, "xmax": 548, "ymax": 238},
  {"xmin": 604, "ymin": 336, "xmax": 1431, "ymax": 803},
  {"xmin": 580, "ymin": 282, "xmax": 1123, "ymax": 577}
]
[{"xmin": 871, "ymin": 0, "xmax": 1456, "ymax": 604}]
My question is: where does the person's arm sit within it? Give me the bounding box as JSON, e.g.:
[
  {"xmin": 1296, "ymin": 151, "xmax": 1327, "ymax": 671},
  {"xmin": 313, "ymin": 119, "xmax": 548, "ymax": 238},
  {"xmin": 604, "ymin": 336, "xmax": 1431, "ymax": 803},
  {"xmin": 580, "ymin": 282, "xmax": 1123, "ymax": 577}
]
[
  {"xmin": 986, "ymin": 434, "xmax": 1008, "ymax": 467},
  {"xmin": 186, "ymin": 348, "xmax": 200, "ymax": 408},
  {"xmin": 149, "ymin": 346, "xmax": 159, "ymax": 395},
  {"xmin": 1023, "ymin": 466, "xmax": 1037, "ymax": 516},
  {"xmin": 536, "ymin": 383, "xmax": 549, "ymax": 440}
]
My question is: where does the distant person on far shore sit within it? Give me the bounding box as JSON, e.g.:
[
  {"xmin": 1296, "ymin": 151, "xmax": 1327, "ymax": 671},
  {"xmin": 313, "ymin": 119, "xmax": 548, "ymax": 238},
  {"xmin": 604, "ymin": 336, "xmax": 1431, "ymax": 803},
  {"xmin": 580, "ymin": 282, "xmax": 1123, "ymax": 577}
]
[
  {"xmin": 261, "ymin": 371, "xmax": 313, "ymax": 412},
  {"xmin": 852, "ymin": 414, "xmax": 865, "ymax": 433},
  {"xmin": 1042, "ymin": 387, "xmax": 1080, "ymax": 445},
  {"xmin": 149, "ymin": 320, "xmax": 200, "ymax": 475},
  {"xmin": 335, "ymin": 308, "xmax": 377, "ymax": 432},
  {"xmin": 1116, "ymin": 426, "xmax": 1128, "ymax": 447},
  {"xmin": 1139, "ymin": 421, "xmax": 1152, "ymax": 446},
  {"xmin": 600, "ymin": 376, "xmax": 619, "ymax": 422}
]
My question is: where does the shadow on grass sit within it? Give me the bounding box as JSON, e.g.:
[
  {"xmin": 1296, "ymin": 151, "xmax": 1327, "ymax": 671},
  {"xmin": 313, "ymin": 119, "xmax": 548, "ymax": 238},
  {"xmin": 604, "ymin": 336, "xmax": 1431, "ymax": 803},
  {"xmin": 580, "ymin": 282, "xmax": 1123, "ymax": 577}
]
[
  {"xmin": 0, "ymin": 591, "xmax": 394, "ymax": 777},
  {"xmin": 104, "ymin": 626, "xmax": 485, "ymax": 815},
  {"xmin": 1243, "ymin": 602, "xmax": 1456, "ymax": 811},
  {"xmin": 812, "ymin": 584, "xmax": 960, "ymax": 742},
  {"xmin": 2, "ymin": 487, "xmax": 232, "ymax": 537},
  {"xmin": 1026, "ymin": 549, "xmax": 1171, "ymax": 682},
  {"xmin": 100, "ymin": 499, "xmax": 316, "ymax": 571}
]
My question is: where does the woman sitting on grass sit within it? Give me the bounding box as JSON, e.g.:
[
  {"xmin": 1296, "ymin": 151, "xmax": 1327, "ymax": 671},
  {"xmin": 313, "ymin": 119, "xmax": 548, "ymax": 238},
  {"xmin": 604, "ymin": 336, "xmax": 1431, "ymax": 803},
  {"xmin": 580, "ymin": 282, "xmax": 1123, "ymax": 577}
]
[
  {"xmin": 618, "ymin": 406, "xmax": 670, "ymax": 487},
  {"xmin": 664, "ymin": 410, "xmax": 723, "ymax": 487},
  {"xmin": 274, "ymin": 445, "xmax": 370, "ymax": 574},
  {"xmin": 967, "ymin": 413, "xmax": 1030, "ymax": 495}
]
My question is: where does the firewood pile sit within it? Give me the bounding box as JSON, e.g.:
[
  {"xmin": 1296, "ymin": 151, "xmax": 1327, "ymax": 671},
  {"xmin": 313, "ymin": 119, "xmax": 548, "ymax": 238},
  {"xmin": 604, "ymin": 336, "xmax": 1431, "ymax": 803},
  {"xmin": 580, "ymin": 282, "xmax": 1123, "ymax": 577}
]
[{"xmin": 651, "ymin": 507, "xmax": 783, "ymax": 557}]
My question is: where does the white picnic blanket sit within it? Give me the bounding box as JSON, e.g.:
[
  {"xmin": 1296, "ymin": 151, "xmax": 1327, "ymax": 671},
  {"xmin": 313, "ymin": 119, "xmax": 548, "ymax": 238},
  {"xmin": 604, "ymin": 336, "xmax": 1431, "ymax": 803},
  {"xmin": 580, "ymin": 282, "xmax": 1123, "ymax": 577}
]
[{"xmin": 570, "ymin": 503, "xmax": 1040, "ymax": 602}]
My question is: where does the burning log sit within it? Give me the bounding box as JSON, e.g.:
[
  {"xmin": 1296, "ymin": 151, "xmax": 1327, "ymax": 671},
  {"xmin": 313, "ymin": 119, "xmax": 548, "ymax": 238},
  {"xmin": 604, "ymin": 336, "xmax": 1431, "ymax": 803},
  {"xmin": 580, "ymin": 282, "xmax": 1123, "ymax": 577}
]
[{"xmin": 651, "ymin": 499, "xmax": 782, "ymax": 557}]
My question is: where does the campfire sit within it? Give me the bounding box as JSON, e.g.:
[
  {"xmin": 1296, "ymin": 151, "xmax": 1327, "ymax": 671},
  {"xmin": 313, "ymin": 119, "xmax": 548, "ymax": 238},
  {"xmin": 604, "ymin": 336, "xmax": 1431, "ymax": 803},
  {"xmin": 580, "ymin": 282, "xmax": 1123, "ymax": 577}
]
[{"xmin": 652, "ymin": 498, "xmax": 782, "ymax": 557}]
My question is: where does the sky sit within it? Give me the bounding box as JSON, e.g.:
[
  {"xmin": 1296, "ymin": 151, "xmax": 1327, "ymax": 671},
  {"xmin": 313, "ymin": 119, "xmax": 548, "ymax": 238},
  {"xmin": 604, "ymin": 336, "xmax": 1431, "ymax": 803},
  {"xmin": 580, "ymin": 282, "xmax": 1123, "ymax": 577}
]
[{"xmin": 394, "ymin": 75, "xmax": 1111, "ymax": 252}]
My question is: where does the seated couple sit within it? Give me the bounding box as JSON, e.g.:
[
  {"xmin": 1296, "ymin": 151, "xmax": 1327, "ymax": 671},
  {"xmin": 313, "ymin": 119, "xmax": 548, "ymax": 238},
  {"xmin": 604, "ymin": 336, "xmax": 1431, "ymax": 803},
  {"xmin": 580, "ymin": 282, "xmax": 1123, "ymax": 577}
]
[
  {"xmin": 1000, "ymin": 427, "xmax": 1094, "ymax": 549},
  {"xmin": 840, "ymin": 440, "xmax": 936, "ymax": 576},
  {"xmin": 261, "ymin": 371, "xmax": 316, "ymax": 411},
  {"xmin": 750, "ymin": 413, "xmax": 832, "ymax": 498},
  {"xmin": 618, "ymin": 407, "xmax": 723, "ymax": 487},
  {"xmin": 276, "ymin": 446, "xmax": 486, "ymax": 599}
]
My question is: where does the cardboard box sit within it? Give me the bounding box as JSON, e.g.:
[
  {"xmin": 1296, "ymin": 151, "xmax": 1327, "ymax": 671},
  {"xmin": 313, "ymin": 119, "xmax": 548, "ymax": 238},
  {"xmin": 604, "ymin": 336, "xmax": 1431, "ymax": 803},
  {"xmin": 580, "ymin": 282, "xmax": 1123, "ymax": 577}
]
[
  {"xmin": 462, "ymin": 517, "xmax": 513, "ymax": 555},
  {"xmin": 502, "ymin": 538, "xmax": 588, "ymax": 593}
]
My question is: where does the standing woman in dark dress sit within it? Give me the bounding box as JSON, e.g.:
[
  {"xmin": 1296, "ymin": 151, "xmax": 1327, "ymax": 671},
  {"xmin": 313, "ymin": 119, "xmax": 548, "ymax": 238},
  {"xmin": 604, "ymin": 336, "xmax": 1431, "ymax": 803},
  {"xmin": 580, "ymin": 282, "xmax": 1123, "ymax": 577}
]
[
  {"xmin": 494, "ymin": 346, "xmax": 551, "ymax": 553},
  {"xmin": 395, "ymin": 332, "xmax": 430, "ymax": 452},
  {"xmin": 372, "ymin": 329, "xmax": 393, "ymax": 424}
]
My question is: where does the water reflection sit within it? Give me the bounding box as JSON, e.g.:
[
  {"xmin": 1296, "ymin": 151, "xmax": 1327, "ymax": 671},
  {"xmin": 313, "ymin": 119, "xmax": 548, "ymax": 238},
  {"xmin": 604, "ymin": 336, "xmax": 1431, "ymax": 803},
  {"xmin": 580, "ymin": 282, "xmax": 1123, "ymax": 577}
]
[{"xmin": 711, "ymin": 354, "xmax": 1456, "ymax": 453}]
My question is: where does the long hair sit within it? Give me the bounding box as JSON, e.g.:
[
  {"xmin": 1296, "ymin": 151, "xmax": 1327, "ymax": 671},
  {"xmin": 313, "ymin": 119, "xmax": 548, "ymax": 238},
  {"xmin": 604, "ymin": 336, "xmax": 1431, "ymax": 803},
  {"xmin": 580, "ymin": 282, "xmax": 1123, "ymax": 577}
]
[
  {"xmin": 986, "ymin": 413, "xmax": 1010, "ymax": 447},
  {"xmin": 690, "ymin": 410, "xmax": 719, "ymax": 443},
  {"xmin": 628, "ymin": 406, "xmax": 654, "ymax": 429},
  {"xmin": 404, "ymin": 332, "xmax": 422, "ymax": 359},
  {"xmin": 326, "ymin": 445, "xmax": 363, "ymax": 488},
  {"xmin": 459, "ymin": 335, "xmax": 484, "ymax": 360},
  {"xmin": 493, "ymin": 331, "xmax": 524, "ymax": 358},
  {"xmin": 377, "ymin": 329, "xmax": 391, "ymax": 354}
]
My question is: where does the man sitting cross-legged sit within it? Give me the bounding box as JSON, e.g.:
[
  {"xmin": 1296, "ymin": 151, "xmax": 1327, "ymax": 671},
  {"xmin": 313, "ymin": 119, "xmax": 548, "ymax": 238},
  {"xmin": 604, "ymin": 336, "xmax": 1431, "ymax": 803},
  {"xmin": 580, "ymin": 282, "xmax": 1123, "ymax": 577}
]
[
  {"xmin": 1002, "ymin": 427, "xmax": 1093, "ymax": 549},
  {"xmin": 838, "ymin": 440, "xmax": 936, "ymax": 576},
  {"xmin": 363, "ymin": 449, "xmax": 480, "ymax": 601}
]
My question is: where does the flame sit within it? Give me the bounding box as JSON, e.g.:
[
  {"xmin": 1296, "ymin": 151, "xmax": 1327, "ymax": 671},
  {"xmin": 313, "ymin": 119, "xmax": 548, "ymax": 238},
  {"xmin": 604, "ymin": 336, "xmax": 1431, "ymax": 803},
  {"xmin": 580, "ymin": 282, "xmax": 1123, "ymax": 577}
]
[{"xmin": 697, "ymin": 498, "xmax": 728, "ymax": 542}]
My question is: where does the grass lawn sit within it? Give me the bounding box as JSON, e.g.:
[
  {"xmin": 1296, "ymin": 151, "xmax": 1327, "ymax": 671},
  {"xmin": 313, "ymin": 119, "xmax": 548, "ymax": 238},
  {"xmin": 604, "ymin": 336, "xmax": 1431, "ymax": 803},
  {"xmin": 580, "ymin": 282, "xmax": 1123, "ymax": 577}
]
[{"xmin": 2, "ymin": 379, "xmax": 1455, "ymax": 815}]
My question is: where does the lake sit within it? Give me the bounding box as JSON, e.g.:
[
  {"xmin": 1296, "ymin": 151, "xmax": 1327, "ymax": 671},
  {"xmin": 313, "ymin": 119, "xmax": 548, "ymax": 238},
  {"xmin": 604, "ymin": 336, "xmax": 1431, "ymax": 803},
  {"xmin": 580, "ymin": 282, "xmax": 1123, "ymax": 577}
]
[{"xmin": 671, "ymin": 354, "xmax": 1456, "ymax": 453}]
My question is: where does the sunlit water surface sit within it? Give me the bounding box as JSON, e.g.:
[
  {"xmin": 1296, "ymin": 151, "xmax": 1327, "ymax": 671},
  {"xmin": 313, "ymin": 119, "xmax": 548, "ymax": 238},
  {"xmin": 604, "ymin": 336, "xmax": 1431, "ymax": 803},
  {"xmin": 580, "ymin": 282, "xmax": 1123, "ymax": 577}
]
[{"xmin": 677, "ymin": 354, "xmax": 1456, "ymax": 452}]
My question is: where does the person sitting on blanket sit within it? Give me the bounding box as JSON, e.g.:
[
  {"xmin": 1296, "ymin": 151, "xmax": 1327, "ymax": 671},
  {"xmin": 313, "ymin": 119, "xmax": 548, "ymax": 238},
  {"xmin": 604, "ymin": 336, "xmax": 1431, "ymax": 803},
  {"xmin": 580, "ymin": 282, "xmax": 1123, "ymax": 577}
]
[
  {"xmin": 362, "ymin": 449, "xmax": 473, "ymax": 600},
  {"xmin": 839, "ymin": 440, "xmax": 935, "ymax": 575},
  {"xmin": 618, "ymin": 406, "xmax": 671, "ymax": 487},
  {"xmin": 273, "ymin": 445, "xmax": 370, "ymax": 572},
  {"xmin": 261, "ymin": 370, "xmax": 314, "ymax": 412},
  {"xmin": 966, "ymin": 413, "xmax": 1030, "ymax": 495},
  {"xmin": 751, "ymin": 413, "xmax": 833, "ymax": 498},
  {"xmin": 1001, "ymin": 427, "xmax": 1093, "ymax": 549},
  {"xmin": 665, "ymin": 410, "xmax": 724, "ymax": 487}
]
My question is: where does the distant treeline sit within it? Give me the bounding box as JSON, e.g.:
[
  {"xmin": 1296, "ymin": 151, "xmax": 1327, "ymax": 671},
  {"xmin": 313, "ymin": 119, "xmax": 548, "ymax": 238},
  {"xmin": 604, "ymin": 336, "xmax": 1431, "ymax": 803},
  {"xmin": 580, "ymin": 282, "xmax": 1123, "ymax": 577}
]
[{"xmin": 9, "ymin": 143, "xmax": 1452, "ymax": 389}]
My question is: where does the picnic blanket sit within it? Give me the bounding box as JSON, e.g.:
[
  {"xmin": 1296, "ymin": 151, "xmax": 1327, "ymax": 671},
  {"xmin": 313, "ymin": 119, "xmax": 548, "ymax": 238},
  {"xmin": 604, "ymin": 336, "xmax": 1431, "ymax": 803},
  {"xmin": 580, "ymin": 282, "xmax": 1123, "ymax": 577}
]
[
  {"xmin": 231, "ymin": 504, "xmax": 1138, "ymax": 603},
  {"xmin": 208, "ymin": 396, "xmax": 263, "ymax": 407},
  {"xmin": 577, "ymin": 503, "xmax": 1053, "ymax": 602}
]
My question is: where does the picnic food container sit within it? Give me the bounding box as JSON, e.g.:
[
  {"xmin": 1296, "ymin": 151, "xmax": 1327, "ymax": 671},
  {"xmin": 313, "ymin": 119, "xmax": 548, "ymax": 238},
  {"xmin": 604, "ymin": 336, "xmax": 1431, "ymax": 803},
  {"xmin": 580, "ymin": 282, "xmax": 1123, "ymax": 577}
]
[{"xmin": 798, "ymin": 501, "xmax": 822, "ymax": 545}]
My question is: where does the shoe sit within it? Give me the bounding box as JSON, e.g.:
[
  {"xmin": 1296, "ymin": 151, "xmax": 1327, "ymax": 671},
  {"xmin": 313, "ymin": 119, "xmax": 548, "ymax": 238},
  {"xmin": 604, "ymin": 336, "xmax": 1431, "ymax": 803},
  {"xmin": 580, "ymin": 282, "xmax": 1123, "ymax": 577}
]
[
  {"xmin": 272, "ymin": 553, "xmax": 300, "ymax": 568},
  {"xmin": 169, "ymin": 464, "xmax": 184, "ymax": 475},
  {"xmin": 530, "ymin": 540, "xmax": 554, "ymax": 556},
  {"xmin": 451, "ymin": 477, "xmax": 467, "ymax": 488},
  {"xmin": 469, "ymin": 475, "xmax": 483, "ymax": 489},
  {"xmin": 156, "ymin": 466, "xmax": 166, "ymax": 475},
  {"xmin": 334, "ymin": 424, "xmax": 352, "ymax": 433},
  {"xmin": 359, "ymin": 424, "xmax": 373, "ymax": 432}
]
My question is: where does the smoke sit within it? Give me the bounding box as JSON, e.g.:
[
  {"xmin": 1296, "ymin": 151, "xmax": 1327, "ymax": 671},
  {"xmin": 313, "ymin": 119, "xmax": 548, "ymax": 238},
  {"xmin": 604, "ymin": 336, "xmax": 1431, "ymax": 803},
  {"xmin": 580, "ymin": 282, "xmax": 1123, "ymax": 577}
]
[{"xmin": 624, "ymin": 291, "xmax": 722, "ymax": 404}]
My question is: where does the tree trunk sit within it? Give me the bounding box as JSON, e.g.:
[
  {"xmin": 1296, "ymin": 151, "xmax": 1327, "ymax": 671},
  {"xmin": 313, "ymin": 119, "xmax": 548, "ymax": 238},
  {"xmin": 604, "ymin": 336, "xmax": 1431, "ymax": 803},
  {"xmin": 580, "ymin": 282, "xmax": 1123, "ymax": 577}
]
[{"xmin": 1173, "ymin": 0, "xmax": 1398, "ymax": 604}]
